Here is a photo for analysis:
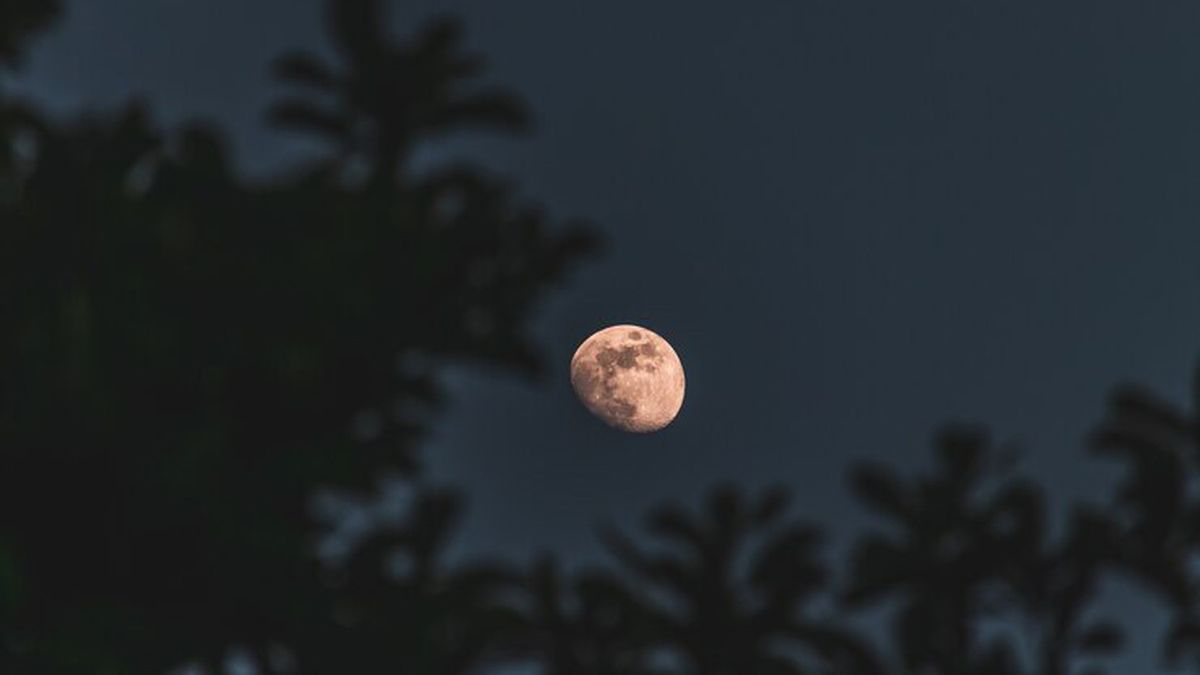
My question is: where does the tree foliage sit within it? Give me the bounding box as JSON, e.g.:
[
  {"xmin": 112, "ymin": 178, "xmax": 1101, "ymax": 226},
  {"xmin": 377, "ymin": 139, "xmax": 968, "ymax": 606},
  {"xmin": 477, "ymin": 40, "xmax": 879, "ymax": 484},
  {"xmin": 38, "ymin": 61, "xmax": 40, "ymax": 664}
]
[
  {"xmin": 0, "ymin": 0, "xmax": 595, "ymax": 671},
  {"xmin": 0, "ymin": 0, "xmax": 59, "ymax": 67}
]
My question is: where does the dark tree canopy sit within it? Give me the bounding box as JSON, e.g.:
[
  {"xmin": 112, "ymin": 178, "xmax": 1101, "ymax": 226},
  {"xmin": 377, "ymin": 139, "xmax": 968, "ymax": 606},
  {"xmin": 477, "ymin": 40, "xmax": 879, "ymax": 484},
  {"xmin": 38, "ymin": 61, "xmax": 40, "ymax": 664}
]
[
  {"xmin": 0, "ymin": 0, "xmax": 59, "ymax": 67},
  {"xmin": 0, "ymin": 0, "xmax": 596, "ymax": 671}
]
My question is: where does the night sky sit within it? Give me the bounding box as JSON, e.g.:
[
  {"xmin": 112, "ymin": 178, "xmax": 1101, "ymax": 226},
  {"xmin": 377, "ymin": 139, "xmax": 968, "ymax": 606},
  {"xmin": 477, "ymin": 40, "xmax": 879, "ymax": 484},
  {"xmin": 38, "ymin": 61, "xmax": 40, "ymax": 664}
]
[{"xmin": 13, "ymin": 1, "xmax": 1200, "ymax": 668}]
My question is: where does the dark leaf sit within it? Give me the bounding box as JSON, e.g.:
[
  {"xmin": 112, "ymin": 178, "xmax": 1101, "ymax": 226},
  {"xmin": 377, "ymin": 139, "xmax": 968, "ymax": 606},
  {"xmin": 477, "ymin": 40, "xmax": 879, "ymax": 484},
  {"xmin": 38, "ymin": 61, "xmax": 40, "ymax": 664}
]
[
  {"xmin": 848, "ymin": 463, "xmax": 910, "ymax": 520},
  {"xmin": 1077, "ymin": 622, "xmax": 1124, "ymax": 653},
  {"xmin": 266, "ymin": 100, "xmax": 352, "ymax": 140},
  {"xmin": 272, "ymin": 52, "xmax": 340, "ymax": 90}
]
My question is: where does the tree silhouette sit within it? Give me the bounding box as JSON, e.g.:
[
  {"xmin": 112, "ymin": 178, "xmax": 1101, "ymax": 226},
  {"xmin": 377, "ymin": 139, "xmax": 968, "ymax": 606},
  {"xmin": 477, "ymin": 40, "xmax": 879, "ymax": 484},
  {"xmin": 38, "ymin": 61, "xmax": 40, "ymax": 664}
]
[
  {"xmin": 0, "ymin": 0, "xmax": 58, "ymax": 67},
  {"xmin": 268, "ymin": 1, "xmax": 528, "ymax": 186},
  {"xmin": 844, "ymin": 426, "xmax": 1123, "ymax": 675},
  {"xmin": 1091, "ymin": 370, "xmax": 1200, "ymax": 669},
  {"xmin": 524, "ymin": 556, "xmax": 657, "ymax": 674},
  {"xmin": 296, "ymin": 487, "xmax": 527, "ymax": 675},
  {"xmin": 0, "ymin": 0, "xmax": 596, "ymax": 671},
  {"xmin": 596, "ymin": 485, "xmax": 880, "ymax": 674}
]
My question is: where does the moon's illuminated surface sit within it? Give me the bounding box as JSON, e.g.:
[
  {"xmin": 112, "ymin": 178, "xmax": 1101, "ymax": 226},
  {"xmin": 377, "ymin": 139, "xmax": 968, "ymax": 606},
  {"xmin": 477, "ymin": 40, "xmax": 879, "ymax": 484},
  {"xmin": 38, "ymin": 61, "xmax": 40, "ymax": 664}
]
[{"xmin": 570, "ymin": 324, "xmax": 685, "ymax": 432}]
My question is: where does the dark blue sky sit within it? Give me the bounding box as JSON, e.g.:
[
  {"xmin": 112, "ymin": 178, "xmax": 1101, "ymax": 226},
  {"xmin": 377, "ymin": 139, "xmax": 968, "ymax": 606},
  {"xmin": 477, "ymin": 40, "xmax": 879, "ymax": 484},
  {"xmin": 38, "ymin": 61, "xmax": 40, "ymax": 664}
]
[{"xmin": 14, "ymin": 1, "xmax": 1200, "ymax": 669}]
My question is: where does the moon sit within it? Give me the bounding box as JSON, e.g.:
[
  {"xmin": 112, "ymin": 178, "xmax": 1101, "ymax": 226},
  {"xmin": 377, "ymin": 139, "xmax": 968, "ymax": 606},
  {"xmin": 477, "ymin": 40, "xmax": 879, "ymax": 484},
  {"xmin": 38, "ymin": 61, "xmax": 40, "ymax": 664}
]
[{"xmin": 570, "ymin": 324, "xmax": 685, "ymax": 433}]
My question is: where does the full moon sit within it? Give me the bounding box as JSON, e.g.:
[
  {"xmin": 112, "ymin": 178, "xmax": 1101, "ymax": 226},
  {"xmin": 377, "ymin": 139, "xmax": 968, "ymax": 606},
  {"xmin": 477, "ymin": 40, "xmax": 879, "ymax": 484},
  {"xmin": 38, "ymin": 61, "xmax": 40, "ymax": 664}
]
[{"xmin": 570, "ymin": 324, "xmax": 685, "ymax": 433}]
